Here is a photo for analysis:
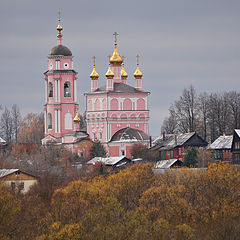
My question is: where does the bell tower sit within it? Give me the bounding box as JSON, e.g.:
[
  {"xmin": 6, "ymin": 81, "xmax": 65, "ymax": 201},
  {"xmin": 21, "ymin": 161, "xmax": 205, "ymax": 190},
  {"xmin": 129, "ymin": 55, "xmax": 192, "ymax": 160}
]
[{"xmin": 44, "ymin": 13, "xmax": 78, "ymax": 139}]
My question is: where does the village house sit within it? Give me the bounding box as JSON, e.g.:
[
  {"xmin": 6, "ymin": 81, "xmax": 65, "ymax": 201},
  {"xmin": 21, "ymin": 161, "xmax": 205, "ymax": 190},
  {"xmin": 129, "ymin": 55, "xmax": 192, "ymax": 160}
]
[
  {"xmin": 231, "ymin": 129, "xmax": 240, "ymax": 164},
  {"xmin": 208, "ymin": 134, "xmax": 233, "ymax": 162},
  {"xmin": 0, "ymin": 169, "xmax": 38, "ymax": 193},
  {"xmin": 151, "ymin": 132, "xmax": 208, "ymax": 160}
]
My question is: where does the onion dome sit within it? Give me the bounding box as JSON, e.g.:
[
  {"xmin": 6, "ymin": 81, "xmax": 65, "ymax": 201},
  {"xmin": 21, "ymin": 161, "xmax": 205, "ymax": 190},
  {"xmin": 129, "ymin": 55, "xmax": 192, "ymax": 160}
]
[
  {"xmin": 73, "ymin": 109, "xmax": 80, "ymax": 123},
  {"xmin": 90, "ymin": 56, "xmax": 99, "ymax": 79},
  {"xmin": 134, "ymin": 55, "xmax": 143, "ymax": 79},
  {"xmin": 50, "ymin": 45, "xmax": 72, "ymax": 56},
  {"xmin": 121, "ymin": 60, "xmax": 128, "ymax": 79},
  {"xmin": 105, "ymin": 61, "xmax": 114, "ymax": 79},
  {"xmin": 110, "ymin": 32, "xmax": 123, "ymax": 66}
]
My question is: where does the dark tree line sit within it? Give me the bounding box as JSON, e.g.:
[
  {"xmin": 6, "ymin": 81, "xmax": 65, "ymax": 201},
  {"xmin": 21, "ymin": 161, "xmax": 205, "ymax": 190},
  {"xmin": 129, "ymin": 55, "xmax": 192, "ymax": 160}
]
[{"xmin": 161, "ymin": 86, "xmax": 240, "ymax": 142}]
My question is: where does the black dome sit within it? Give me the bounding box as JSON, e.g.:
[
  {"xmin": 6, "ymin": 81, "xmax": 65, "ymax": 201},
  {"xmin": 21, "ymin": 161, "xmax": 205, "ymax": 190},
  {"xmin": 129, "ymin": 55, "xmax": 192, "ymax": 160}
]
[
  {"xmin": 111, "ymin": 127, "xmax": 149, "ymax": 142},
  {"xmin": 50, "ymin": 45, "xmax": 72, "ymax": 56}
]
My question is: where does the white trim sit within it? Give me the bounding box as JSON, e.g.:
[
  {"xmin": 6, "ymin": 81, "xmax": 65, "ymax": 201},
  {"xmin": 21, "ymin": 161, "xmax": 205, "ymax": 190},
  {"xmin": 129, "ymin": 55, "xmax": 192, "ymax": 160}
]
[
  {"xmin": 55, "ymin": 110, "xmax": 58, "ymax": 133},
  {"xmin": 55, "ymin": 80, "xmax": 58, "ymax": 102},
  {"xmin": 58, "ymin": 80, "xmax": 60, "ymax": 102},
  {"xmin": 58, "ymin": 110, "xmax": 61, "ymax": 133},
  {"xmin": 45, "ymin": 81, "xmax": 47, "ymax": 102},
  {"xmin": 74, "ymin": 80, "xmax": 77, "ymax": 102},
  {"xmin": 44, "ymin": 111, "xmax": 47, "ymax": 134}
]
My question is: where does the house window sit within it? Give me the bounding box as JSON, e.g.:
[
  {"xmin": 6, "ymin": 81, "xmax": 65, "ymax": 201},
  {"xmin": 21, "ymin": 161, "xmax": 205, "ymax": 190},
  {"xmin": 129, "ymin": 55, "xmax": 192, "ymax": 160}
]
[
  {"xmin": 121, "ymin": 150, "xmax": 125, "ymax": 156},
  {"xmin": 11, "ymin": 182, "xmax": 16, "ymax": 191},
  {"xmin": 178, "ymin": 148, "xmax": 181, "ymax": 155},
  {"xmin": 64, "ymin": 82, "xmax": 71, "ymax": 97},
  {"xmin": 170, "ymin": 150, "xmax": 173, "ymax": 158},
  {"xmin": 48, "ymin": 113, "xmax": 52, "ymax": 129},
  {"xmin": 48, "ymin": 82, "xmax": 53, "ymax": 97},
  {"xmin": 235, "ymin": 142, "xmax": 240, "ymax": 149},
  {"xmin": 19, "ymin": 182, "xmax": 24, "ymax": 191}
]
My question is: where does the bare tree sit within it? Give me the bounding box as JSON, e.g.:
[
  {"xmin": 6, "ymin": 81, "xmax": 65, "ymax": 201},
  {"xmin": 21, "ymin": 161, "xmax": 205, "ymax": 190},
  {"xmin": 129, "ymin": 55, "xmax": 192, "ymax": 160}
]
[
  {"xmin": 11, "ymin": 104, "xmax": 21, "ymax": 143},
  {"xmin": 161, "ymin": 106, "xmax": 178, "ymax": 134},
  {"xmin": 0, "ymin": 107, "xmax": 13, "ymax": 143}
]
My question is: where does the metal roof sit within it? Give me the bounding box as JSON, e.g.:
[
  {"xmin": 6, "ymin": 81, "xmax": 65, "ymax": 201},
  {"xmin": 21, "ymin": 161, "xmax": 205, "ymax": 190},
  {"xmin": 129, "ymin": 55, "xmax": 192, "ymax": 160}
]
[
  {"xmin": 209, "ymin": 135, "xmax": 233, "ymax": 149},
  {"xmin": 87, "ymin": 156, "xmax": 130, "ymax": 166},
  {"xmin": 152, "ymin": 132, "xmax": 196, "ymax": 150},
  {"xmin": 155, "ymin": 159, "xmax": 180, "ymax": 169},
  {"xmin": 0, "ymin": 169, "xmax": 19, "ymax": 178},
  {"xmin": 235, "ymin": 129, "xmax": 240, "ymax": 138},
  {"xmin": 0, "ymin": 137, "xmax": 6, "ymax": 144}
]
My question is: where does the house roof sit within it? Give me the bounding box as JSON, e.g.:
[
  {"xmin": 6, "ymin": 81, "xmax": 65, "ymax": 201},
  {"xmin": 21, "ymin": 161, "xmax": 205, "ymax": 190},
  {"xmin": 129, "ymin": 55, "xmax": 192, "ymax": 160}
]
[
  {"xmin": 234, "ymin": 129, "xmax": 240, "ymax": 138},
  {"xmin": 0, "ymin": 169, "xmax": 36, "ymax": 179},
  {"xmin": 155, "ymin": 159, "xmax": 182, "ymax": 169},
  {"xmin": 0, "ymin": 137, "xmax": 6, "ymax": 144},
  {"xmin": 87, "ymin": 156, "xmax": 130, "ymax": 166},
  {"xmin": 152, "ymin": 132, "xmax": 196, "ymax": 150},
  {"xmin": 91, "ymin": 82, "xmax": 149, "ymax": 94},
  {"xmin": 209, "ymin": 135, "xmax": 233, "ymax": 150}
]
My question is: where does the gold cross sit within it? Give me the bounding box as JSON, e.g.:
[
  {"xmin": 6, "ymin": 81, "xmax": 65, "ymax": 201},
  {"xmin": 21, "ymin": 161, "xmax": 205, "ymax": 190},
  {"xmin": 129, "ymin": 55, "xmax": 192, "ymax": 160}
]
[
  {"xmin": 136, "ymin": 55, "xmax": 140, "ymax": 66},
  {"xmin": 58, "ymin": 11, "xmax": 61, "ymax": 23},
  {"xmin": 113, "ymin": 32, "xmax": 119, "ymax": 45},
  {"xmin": 93, "ymin": 56, "xmax": 96, "ymax": 67}
]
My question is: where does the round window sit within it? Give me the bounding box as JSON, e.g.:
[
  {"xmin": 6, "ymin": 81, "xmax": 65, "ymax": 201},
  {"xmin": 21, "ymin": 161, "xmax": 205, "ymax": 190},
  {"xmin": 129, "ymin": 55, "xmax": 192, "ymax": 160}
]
[
  {"xmin": 49, "ymin": 63, "xmax": 53, "ymax": 70},
  {"xmin": 64, "ymin": 62, "xmax": 69, "ymax": 69}
]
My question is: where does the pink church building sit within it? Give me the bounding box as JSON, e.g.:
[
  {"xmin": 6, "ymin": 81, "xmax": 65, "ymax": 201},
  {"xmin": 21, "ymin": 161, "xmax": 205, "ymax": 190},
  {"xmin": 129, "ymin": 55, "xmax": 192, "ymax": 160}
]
[
  {"xmin": 41, "ymin": 15, "xmax": 91, "ymax": 157},
  {"xmin": 85, "ymin": 33, "xmax": 150, "ymax": 158}
]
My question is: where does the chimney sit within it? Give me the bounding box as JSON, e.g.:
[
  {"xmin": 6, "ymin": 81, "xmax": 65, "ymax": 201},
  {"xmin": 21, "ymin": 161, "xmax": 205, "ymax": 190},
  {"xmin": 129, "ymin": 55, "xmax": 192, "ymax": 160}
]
[
  {"xmin": 163, "ymin": 132, "xmax": 166, "ymax": 141},
  {"xmin": 149, "ymin": 136, "xmax": 152, "ymax": 148},
  {"xmin": 174, "ymin": 134, "xmax": 177, "ymax": 146},
  {"xmin": 223, "ymin": 133, "xmax": 225, "ymax": 139}
]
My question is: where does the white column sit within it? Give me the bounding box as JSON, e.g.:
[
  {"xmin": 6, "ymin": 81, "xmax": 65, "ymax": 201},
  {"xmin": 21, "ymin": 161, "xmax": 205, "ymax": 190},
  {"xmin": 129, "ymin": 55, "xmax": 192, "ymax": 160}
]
[
  {"xmin": 74, "ymin": 80, "xmax": 77, "ymax": 102},
  {"xmin": 55, "ymin": 110, "xmax": 58, "ymax": 133},
  {"xmin": 58, "ymin": 110, "xmax": 61, "ymax": 133},
  {"xmin": 58, "ymin": 80, "xmax": 60, "ymax": 102},
  {"xmin": 45, "ymin": 81, "xmax": 47, "ymax": 102},
  {"xmin": 44, "ymin": 111, "xmax": 47, "ymax": 134},
  {"xmin": 55, "ymin": 80, "xmax": 58, "ymax": 102}
]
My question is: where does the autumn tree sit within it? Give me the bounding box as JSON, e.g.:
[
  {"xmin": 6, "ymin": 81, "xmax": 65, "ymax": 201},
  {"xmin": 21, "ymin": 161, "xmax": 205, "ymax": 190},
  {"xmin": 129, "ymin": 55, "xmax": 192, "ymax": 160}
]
[{"xmin": 18, "ymin": 112, "xmax": 44, "ymax": 144}]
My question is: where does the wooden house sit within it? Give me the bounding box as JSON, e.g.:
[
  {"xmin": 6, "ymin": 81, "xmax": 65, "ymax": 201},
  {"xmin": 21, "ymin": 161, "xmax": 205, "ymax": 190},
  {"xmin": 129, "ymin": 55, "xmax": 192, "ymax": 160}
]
[
  {"xmin": 208, "ymin": 134, "xmax": 233, "ymax": 162},
  {"xmin": 152, "ymin": 132, "xmax": 208, "ymax": 160},
  {"xmin": 231, "ymin": 129, "xmax": 240, "ymax": 164},
  {"xmin": 0, "ymin": 169, "xmax": 37, "ymax": 193}
]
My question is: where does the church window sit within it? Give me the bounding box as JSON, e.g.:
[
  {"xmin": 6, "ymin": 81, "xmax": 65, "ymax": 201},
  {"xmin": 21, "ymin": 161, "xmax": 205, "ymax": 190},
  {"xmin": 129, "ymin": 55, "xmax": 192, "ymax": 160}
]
[
  {"xmin": 93, "ymin": 133, "xmax": 96, "ymax": 140},
  {"xmin": 88, "ymin": 100, "xmax": 92, "ymax": 111},
  {"xmin": 121, "ymin": 150, "xmax": 125, "ymax": 156},
  {"xmin": 64, "ymin": 62, "xmax": 69, "ymax": 69},
  {"xmin": 94, "ymin": 99, "xmax": 100, "ymax": 111},
  {"xmin": 48, "ymin": 113, "xmax": 52, "ymax": 129},
  {"xmin": 99, "ymin": 132, "xmax": 102, "ymax": 139},
  {"xmin": 110, "ymin": 99, "xmax": 118, "ymax": 110},
  {"xmin": 64, "ymin": 82, "xmax": 71, "ymax": 97},
  {"xmin": 48, "ymin": 82, "xmax": 53, "ymax": 97},
  {"xmin": 102, "ymin": 98, "xmax": 107, "ymax": 110},
  {"xmin": 120, "ymin": 114, "xmax": 127, "ymax": 119},
  {"xmin": 55, "ymin": 60, "xmax": 60, "ymax": 70},
  {"xmin": 137, "ymin": 98, "xmax": 145, "ymax": 110},
  {"xmin": 139, "ymin": 114, "xmax": 145, "ymax": 119},
  {"xmin": 64, "ymin": 113, "xmax": 72, "ymax": 129},
  {"xmin": 123, "ymin": 98, "xmax": 132, "ymax": 110}
]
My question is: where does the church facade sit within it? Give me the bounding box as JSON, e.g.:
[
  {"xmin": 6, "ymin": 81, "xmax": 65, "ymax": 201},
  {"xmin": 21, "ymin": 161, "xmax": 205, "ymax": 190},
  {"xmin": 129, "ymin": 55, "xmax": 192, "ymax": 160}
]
[
  {"xmin": 85, "ymin": 33, "xmax": 150, "ymax": 158},
  {"xmin": 42, "ymin": 17, "xmax": 150, "ymax": 158}
]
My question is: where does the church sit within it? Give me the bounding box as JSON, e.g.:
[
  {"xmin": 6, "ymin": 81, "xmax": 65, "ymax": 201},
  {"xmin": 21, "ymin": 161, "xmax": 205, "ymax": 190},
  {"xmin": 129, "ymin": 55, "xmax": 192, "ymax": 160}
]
[{"xmin": 41, "ymin": 16, "xmax": 150, "ymax": 158}]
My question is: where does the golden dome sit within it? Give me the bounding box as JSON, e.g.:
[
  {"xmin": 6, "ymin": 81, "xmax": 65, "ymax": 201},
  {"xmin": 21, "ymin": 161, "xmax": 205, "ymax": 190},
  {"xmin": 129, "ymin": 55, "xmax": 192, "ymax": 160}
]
[
  {"xmin": 134, "ymin": 55, "xmax": 143, "ymax": 79},
  {"xmin": 110, "ymin": 32, "xmax": 123, "ymax": 66},
  {"xmin": 73, "ymin": 109, "xmax": 80, "ymax": 123},
  {"xmin": 90, "ymin": 56, "xmax": 99, "ymax": 79},
  {"xmin": 105, "ymin": 61, "xmax": 114, "ymax": 79},
  {"xmin": 121, "ymin": 61, "xmax": 128, "ymax": 79},
  {"xmin": 57, "ymin": 12, "xmax": 63, "ymax": 39}
]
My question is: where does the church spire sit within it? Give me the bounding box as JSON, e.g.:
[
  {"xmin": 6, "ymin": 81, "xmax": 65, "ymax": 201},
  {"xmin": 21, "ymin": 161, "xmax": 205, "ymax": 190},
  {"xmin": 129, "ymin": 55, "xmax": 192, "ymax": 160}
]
[
  {"xmin": 90, "ymin": 56, "xmax": 99, "ymax": 80},
  {"xmin": 134, "ymin": 55, "xmax": 143, "ymax": 79},
  {"xmin": 110, "ymin": 32, "xmax": 123, "ymax": 66},
  {"xmin": 121, "ymin": 56, "xmax": 128, "ymax": 80},
  {"xmin": 57, "ymin": 11, "xmax": 63, "ymax": 45}
]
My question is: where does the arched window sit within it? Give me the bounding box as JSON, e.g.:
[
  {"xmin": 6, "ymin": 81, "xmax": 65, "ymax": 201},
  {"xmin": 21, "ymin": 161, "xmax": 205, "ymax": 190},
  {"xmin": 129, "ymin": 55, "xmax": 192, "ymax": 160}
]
[
  {"xmin": 137, "ymin": 98, "xmax": 145, "ymax": 110},
  {"xmin": 64, "ymin": 82, "xmax": 71, "ymax": 97},
  {"xmin": 130, "ymin": 114, "xmax": 136, "ymax": 119},
  {"xmin": 102, "ymin": 98, "xmax": 107, "ymax": 110},
  {"xmin": 123, "ymin": 98, "xmax": 132, "ymax": 110},
  {"xmin": 110, "ymin": 99, "xmax": 118, "ymax": 110},
  {"xmin": 111, "ymin": 114, "xmax": 117, "ymax": 119},
  {"xmin": 94, "ymin": 99, "xmax": 100, "ymax": 111},
  {"xmin": 48, "ymin": 82, "xmax": 53, "ymax": 97},
  {"xmin": 47, "ymin": 113, "xmax": 52, "ymax": 129},
  {"xmin": 120, "ymin": 114, "xmax": 127, "ymax": 119},
  {"xmin": 64, "ymin": 113, "xmax": 72, "ymax": 129},
  {"xmin": 139, "ymin": 114, "xmax": 145, "ymax": 119},
  {"xmin": 88, "ymin": 100, "xmax": 92, "ymax": 111}
]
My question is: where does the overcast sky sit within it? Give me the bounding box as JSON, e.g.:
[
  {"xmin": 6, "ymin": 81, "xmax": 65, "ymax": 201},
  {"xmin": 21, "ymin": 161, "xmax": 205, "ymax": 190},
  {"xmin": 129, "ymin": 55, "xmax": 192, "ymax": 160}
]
[{"xmin": 1, "ymin": 0, "xmax": 240, "ymax": 136}]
